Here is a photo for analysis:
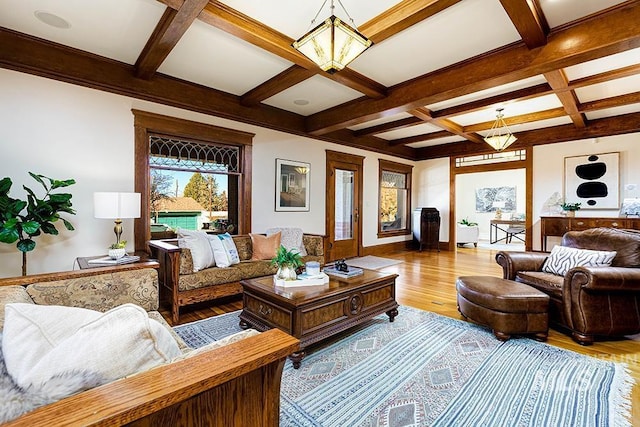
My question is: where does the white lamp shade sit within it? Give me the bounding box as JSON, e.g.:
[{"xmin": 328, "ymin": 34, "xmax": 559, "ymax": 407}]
[
  {"xmin": 492, "ymin": 201, "xmax": 506, "ymax": 209},
  {"xmin": 94, "ymin": 192, "xmax": 141, "ymax": 219}
]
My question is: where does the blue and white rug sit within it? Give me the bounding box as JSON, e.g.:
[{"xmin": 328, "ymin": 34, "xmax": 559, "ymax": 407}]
[{"xmin": 175, "ymin": 307, "xmax": 633, "ymax": 427}]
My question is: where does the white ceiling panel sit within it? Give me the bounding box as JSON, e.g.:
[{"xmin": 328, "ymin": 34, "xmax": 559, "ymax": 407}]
[
  {"xmin": 377, "ymin": 122, "xmax": 443, "ymax": 140},
  {"xmin": 585, "ymin": 103, "xmax": 640, "ymax": 121},
  {"xmin": 0, "ymin": 0, "xmax": 164, "ymax": 65},
  {"xmin": 407, "ymin": 136, "xmax": 465, "ymax": 149},
  {"xmin": 427, "ymin": 75, "xmax": 548, "ymax": 112},
  {"xmin": 539, "ymin": 0, "xmax": 629, "ymax": 29},
  {"xmin": 217, "ymin": 0, "xmax": 400, "ymax": 40},
  {"xmin": 564, "ymin": 48, "xmax": 640, "ymax": 81},
  {"xmin": 263, "ymin": 75, "xmax": 363, "ymax": 115},
  {"xmin": 575, "ymin": 74, "xmax": 640, "ymax": 103},
  {"xmin": 450, "ymin": 94, "xmax": 563, "ymax": 126},
  {"xmin": 159, "ymin": 20, "xmax": 292, "ymax": 96},
  {"xmin": 348, "ymin": 112, "xmax": 414, "ymax": 131},
  {"xmin": 348, "ymin": 0, "xmax": 521, "ymax": 86}
]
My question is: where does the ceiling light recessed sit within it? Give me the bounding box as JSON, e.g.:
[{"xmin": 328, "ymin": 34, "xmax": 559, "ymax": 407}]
[
  {"xmin": 34, "ymin": 11, "xmax": 71, "ymax": 29},
  {"xmin": 294, "ymin": 99, "xmax": 310, "ymax": 106}
]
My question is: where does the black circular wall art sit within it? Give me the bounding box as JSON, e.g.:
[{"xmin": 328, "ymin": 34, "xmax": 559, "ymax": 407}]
[{"xmin": 566, "ymin": 153, "xmax": 619, "ymax": 209}]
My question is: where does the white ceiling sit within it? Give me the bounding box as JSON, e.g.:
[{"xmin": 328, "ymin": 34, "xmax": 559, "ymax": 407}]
[{"xmin": 0, "ymin": 0, "xmax": 638, "ymax": 157}]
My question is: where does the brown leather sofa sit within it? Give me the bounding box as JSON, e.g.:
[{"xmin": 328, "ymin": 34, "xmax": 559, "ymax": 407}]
[{"xmin": 495, "ymin": 227, "xmax": 640, "ymax": 345}]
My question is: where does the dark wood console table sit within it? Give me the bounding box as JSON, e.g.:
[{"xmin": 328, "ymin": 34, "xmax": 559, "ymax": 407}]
[{"xmin": 540, "ymin": 216, "xmax": 640, "ymax": 251}]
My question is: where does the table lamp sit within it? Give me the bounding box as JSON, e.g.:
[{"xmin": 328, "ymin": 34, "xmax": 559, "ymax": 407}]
[
  {"xmin": 94, "ymin": 192, "xmax": 141, "ymax": 245},
  {"xmin": 492, "ymin": 201, "xmax": 505, "ymax": 220}
]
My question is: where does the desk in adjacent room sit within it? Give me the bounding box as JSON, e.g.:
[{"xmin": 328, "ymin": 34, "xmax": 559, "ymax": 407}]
[{"xmin": 490, "ymin": 219, "xmax": 525, "ymax": 244}]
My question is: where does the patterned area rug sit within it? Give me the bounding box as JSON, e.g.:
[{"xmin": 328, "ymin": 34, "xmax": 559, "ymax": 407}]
[
  {"xmin": 344, "ymin": 256, "xmax": 402, "ymax": 270},
  {"xmin": 175, "ymin": 307, "xmax": 633, "ymax": 427},
  {"xmin": 173, "ymin": 311, "xmax": 244, "ymax": 347}
]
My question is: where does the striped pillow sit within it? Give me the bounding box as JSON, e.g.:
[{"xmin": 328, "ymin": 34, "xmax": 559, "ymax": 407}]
[{"xmin": 542, "ymin": 245, "xmax": 617, "ymax": 276}]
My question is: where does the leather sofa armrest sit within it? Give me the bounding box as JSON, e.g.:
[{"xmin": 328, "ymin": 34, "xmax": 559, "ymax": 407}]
[
  {"xmin": 566, "ymin": 267, "xmax": 640, "ymax": 292},
  {"xmin": 495, "ymin": 251, "xmax": 549, "ymax": 280}
]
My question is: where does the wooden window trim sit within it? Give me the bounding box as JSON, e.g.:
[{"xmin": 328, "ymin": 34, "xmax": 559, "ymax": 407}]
[
  {"xmin": 378, "ymin": 159, "xmax": 413, "ymax": 238},
  {"xmin": 133, "ymin": 110, "xmax": 254, "ymax": 252}
]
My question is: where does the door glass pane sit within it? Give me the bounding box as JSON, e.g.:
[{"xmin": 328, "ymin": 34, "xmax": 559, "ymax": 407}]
[{"xmin": 335, "ymin": 169, "xmax": 354, "ymax": 240}]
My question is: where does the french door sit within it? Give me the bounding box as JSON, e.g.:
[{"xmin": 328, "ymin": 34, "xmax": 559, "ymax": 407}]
[{"xmin": 325, "ymin": 151, "xmax": 363, "ymax": 262}]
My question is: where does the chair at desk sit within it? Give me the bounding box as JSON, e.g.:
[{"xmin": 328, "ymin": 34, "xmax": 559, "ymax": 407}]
[{"xmin": 505, "ymin": 225, "xmax": 525, "ymax": 243}]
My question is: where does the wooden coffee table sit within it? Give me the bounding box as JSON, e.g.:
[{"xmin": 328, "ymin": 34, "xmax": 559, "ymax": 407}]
[{"xmin": 239, "ymin": 269, "xmax": 398, "ymax": 368}]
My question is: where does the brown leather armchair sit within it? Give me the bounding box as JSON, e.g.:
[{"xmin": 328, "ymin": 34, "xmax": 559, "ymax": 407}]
[{"xmin": 495, "ymin": 227, "xmax": 640, "ymax": 345}]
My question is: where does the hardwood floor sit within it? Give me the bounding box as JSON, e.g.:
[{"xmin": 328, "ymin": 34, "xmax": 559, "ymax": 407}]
[{"xmin": 160, "ymin": 246, "xmax": 640, "ymax": 423}]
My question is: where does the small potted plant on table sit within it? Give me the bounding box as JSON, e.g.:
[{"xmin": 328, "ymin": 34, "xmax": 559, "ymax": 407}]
[
  {"xmin": 108, "ymin": 240, "xmax": 127, "ymax": 259},
  {"xmin": 271, "ymin": 246, "xmax": 303, "ymax": 281},
  {"xmin": 560, "ymin": 202, "xmax": 581, "ymax": 217}
]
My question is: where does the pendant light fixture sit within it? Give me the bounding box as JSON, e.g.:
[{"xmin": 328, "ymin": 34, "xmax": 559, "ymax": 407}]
[
  {"xmin": 484, "ymin": 108, "xmax": 517, "ymax": 151},
  {"xmin": 292, "ymin": 0, "xmax": 372, "ymax": 74}
]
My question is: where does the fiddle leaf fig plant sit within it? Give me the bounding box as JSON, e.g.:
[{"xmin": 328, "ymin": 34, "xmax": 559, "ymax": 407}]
[{"xmin": 0, "ymin": 172, "xmax": 76, "ymax": 276}]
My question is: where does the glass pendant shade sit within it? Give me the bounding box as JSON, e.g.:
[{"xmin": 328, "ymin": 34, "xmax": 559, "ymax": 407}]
[
  {"xmin": 293, "ymin": 16, "xmax": 371, "ymax": 74},
  {"xmin": 484, "ymin": 109, "xmax": 517, "ymax": 151}
]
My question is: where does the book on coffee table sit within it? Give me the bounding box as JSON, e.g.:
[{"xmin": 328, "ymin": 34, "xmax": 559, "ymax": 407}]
[
  {"xmin": 87, "ymin": 255, "xmax": 140, "ymax": 265},
  {"xmin": 323, "ymin": 266, "xmax": 364, "ymax": 279}
]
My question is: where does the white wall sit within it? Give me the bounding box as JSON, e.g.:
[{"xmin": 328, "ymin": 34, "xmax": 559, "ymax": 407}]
[
  {"xmin": 456, "ymin": 169, "xmax": 526, "ymax": 240},
  {"xmin": 532, "ymin": 136, "xmax": 640, "ymax": 250},
  {"xmin": 414, "ymin": 158, "xmax": 449, "ymax": 241},
  {"xmin": 0, "ymin": 69, "xmax": 414, "ymax": 277},
  {"xmin": 411, "ymin": 135, "xmax": 640, "ymax": 251}
]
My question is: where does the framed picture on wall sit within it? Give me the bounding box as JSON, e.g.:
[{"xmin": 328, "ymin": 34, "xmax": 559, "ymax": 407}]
[
  {"xmin": 564, "ymin": 152, "xmax": 619, "ymax": 209},
  {"xmin": 275, "ymin": 159, "xmax": 310, "ymax": 211}
]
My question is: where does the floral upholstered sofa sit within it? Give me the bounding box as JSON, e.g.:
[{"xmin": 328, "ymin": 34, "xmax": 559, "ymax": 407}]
[
  {"xmin": 0, "ymin": 263, "xmax": 298, "ymax": 425},
  {"xmin": 149, "ymin": 229, "xmax": 326, "ymax": 323}
]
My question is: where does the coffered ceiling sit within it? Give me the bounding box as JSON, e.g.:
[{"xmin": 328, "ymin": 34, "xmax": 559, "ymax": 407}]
[{"xmin": 1, "ymin": 0, "xmax": 639, "ymax": 160}]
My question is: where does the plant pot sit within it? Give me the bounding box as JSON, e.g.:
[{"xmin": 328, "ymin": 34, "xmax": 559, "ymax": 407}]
[
  {"xmin": 275, "ymin": 265, "xmax": 297, "ymax": 281},
  {"xmin": 565, "ymin": 210, "xmax": 576, "ymax": 218},
  {"xmin": 108, "ymin": 248, "xmax": 126, "ymax": 259}
]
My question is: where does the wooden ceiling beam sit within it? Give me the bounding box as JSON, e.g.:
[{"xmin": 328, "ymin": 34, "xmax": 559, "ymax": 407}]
[
  {"xmin": 499, "ymin": 0, "xmax": 548, "ymax": 49},
  {"xmin": 169, "ymin": 1, "xmax": 388, "ymax": 99},
  {"xmin": 241, "ymin": 66, "xmax": 316, "ymax": 106},
  {"xmin": 353, "ymin": 116, "xmax": 423, "ymax": 137},
  {"xmin": 568, "ymin": 63, "xmax": 640, "ymax": 90},
  {"xmin": 579, "ymin": 91, "xmax": 640, "ymax": 112},
  {"xmin": 0, "ymin": 28, "xmax": 415, "ymax": 160},
  {"xmin": 387, "ymin": 130, "xmax": 453, "ymax": 146},
  {"xmin": 135, "ymin": 0, "xmax": 209, "ymax": 79},
  {"xmin": 305, "ymin": 3, "xmax": 640, "ymax": 135},
  {"xmin": 416, "ymin": 111, "xmax": 640, "ymax": 160},
  {"xmin": 431, "ymin": 83, "xmax": 553, "ymax": 119},
  {"xmin": 359, "ymin": 0, "xmax": 463, "ymax": 43},
  {"xmin": 463, "ymin": 107, "xmax": 567, "ymax": 132},
  {"xmin": 544, "ymin": 69, "xmax": 587, "ymax": 127},
  {"xmin": 411, "ymin": 108, "xmax": 485, "ymax": 143}
]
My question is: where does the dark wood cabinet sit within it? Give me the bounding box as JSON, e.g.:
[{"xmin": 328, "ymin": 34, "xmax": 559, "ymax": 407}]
[
  {"xmin": 540, "ymin": 216, "xmax": 640, "ymax": 251},
  {"xmin": 413, "ymin": 207, "xmax": 440, "ymax": 251}
]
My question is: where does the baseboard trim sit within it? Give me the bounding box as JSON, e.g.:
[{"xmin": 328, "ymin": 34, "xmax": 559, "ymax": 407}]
[{"xmin": 361, "ymin": 240, "xmax": 449, "ymax": 256}]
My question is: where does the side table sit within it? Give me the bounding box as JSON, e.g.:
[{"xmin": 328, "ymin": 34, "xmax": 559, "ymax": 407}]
[{"xmin": 76, "ymin": 252, "xmax": 152, "ymax": 270}]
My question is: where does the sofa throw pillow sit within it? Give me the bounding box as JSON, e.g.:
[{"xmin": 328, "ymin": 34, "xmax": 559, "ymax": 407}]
[
  {"xmin": 266, "ymin": 227, "xmax": 307, "ymax": 256},
  {"xmin": 177, "ymin": 229, "xmax": 215, "ymax": 272},
  {"xmin": 542, "ymin": 245, "xmax": 617, "ymax": 276},
  {"xmin": 208, "ymin": 232, "xmax": 240, "ymax": 268},
  {"xmin": 2, "ymin": 303, "xmax": 181, "ymax": 401},
  {"xmin": 250, "ymin": 232, "xmax": 281, "ymax": 260}
]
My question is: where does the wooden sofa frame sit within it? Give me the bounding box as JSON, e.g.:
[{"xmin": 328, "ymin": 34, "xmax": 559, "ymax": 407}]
[
  {"xmin": 148, "ymin": 234, "xmax": 326, "ymax": 324},
  {"xmin": 1, "ymin": 265, "xmax": 299, "ymax": 426}
]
